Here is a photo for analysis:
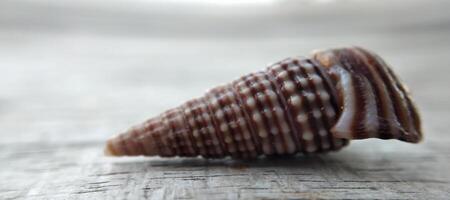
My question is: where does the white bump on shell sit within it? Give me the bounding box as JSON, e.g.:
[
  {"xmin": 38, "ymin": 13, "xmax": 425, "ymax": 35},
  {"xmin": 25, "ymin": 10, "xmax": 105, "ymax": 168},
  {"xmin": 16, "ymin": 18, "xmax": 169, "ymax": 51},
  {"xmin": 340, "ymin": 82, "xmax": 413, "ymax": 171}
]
[
  {"xmin": 283, "ymin": 81, "xmax": 296, "ymax": 93},
  {"xmin": 238, "ymin": 118, "xmax": 246, "ymax": 127},
  {"xmin": 313, "ymin": 110, "xmax": 322, "ymax": 118},
  {"xmin": 224, "ymin": 136, "xmax": 233, "ymax": 143},
  {"xmin": 266, "ymin": 90, "xmax": 277, "ymax": 101},
  {"xmin": 271, "ymin": 64, "xmax": 281, "ymax": 70},
  {"xmin": 207, "ymin": 126, "xmax": 215, "ymax": 133},
  {"xmin": 223, "ymin": 106, "xmax": 231, "ymax": 115},
  {"xmin": 289, "ymin": 95, "xmax": 302, "ymax": 107},
  {"xmin": 261, "ymin": 80, "xmax": 271, "ymax": 87},
  {"xmin": 243, "ymin": 131, "xmax": 251, "ymax": 140},
  {"xmin": 257, "ymin": 93, "xmax": 266, "ymax": 102},
  {"xmin": 298, "ymin": 77, "xmax": 309, "ymax": 86},
  {"xmin": 234, "ymin": 133, "xmax": 242, "ymax": 141},
  {"xmin": 252, "ymin": 113, "xmax": 262, "ymax": 122},
  {"xmin": 263, "ymin": 109, "xmax": 272, "ymax": 118},
  {"xmin": 246, "ymin": 98, "xmax": 256, "ymax": 108},
  {"xmin": 297, "ymin": 114, "xmax": 308, "ymax": 123},
  {"xmin": 231, "ymin": 104, "xmax": 240, "ymax": 112},
  {"xmin": 258, "ymin": 130, "xmax": 268, "ymax": 138},
  {"xmin": 188, "ymin": 118, "xmax": 196, "ymax": 126},
  {"xmin": 220, "ymin": 124, "xmax": 228, "ymax": 132},
  {"xmin": 325, "ymin": 108, "xmax": 336, "ymax": 118},
  {"xmin": 270, "ymin": 127, "xmax": 279, "ymax": 135},
  {"xmin": 203, "ymin": 115, "xmax": 211, "ymax": 123},
  {"xmin": 212, "ymin": 138, "xmax": 220, "ymax": 145},
  {"xmin": 306, "ymin": 93, "xmax": 316, "ymax": 102},
  {"xmin": 310, "ymin": 75, "xmax": 322, "ymax": 84},
  {"xmin": 274, "ymin": 107, "xmax": 284, "ymax": 118},
  {"xmin": 278, "ymin": 71, "xmax": 288, "ymax": 79},
  {"xmin": 198, "ymin": 103, "xmax": 206, "ymax": 109},
  {"xmin": 281, "ymin": 123, "xmax": 290, "ymax": 133},
  {"xmin": 193, "ymin": 130, "xmax": 200, "ymax": 137},
  {"xmin": 302, "ymin": 132, "xmax": 313, "ymax": 140},
  {"xmin": 302, "ymin": 62, "xmax": 315, "ymax": 73},
  {"xmin": 237, "ymin": 81, "xmax": 245, "ymax": 88},
  {"xmin": 251, "ymin": 82, "xmax": 259, "ymax": 88},
  {"xmin": 229, "ymin": 121, "xmax": 238, "ymax": 129},
  {"xmin": 184, "ymin": 109, "xmax": 191, "ymax": 114},
  {"xmin": 211, "ymin": 99, "xmax": 219, "ymax": 107},
  {"xmin": 215, "ymin": 110, "xmax": 224, "ymax": 119},
  {"xmin": 320, "ymin": 92, "xmax": 330, "ymax": 101},
  {"xmin": 241, "ymin": 87, "xmax": 250, "ymax": 95},
  {"xmin": 318, "ymin": 129, "xmax": 328, "ymax": 136}
]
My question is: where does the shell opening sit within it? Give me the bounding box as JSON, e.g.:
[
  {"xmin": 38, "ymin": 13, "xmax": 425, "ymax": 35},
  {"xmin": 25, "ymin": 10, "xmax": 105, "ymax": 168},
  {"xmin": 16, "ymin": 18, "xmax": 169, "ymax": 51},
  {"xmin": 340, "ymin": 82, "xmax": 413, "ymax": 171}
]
[{"xmin": 312, "ymin": 47, "xmax": 422, "ymax": 143}]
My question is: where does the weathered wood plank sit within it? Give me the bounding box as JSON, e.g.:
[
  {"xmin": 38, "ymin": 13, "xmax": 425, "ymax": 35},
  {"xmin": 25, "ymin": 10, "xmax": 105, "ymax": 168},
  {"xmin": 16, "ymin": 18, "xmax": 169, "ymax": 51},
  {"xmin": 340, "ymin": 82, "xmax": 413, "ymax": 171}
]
[
  {"xmin": 0, "ymin": 0, "xmax": 450, "ymax": 199},
  {"xmin": 1, "ymin": 140, "xmax": 449, "ymax": 199}
]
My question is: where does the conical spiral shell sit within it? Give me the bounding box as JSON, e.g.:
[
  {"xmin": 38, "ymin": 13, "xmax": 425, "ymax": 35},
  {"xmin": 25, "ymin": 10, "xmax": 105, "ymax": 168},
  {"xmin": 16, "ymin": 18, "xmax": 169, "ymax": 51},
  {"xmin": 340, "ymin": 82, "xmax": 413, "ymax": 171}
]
[{"xmin": 105, "ymin": 47, "xmax": 422, "ymax": 159}]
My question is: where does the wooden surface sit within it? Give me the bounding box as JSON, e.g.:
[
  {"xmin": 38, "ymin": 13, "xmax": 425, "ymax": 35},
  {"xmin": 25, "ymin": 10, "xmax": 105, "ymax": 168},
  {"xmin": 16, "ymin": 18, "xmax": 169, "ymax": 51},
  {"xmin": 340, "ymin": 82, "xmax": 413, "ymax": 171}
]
[{"xmin": 1, "ymin": 0, "xmax": 450, "ymax": 199}]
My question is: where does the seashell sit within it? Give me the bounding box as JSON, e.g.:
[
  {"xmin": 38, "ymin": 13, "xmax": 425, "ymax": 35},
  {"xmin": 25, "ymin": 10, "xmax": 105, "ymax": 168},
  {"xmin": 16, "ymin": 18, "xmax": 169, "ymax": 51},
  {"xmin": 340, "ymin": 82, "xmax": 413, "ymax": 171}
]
[{"xmin": 105, "ymin": 47, "xmax": 422, "ymax": 159}]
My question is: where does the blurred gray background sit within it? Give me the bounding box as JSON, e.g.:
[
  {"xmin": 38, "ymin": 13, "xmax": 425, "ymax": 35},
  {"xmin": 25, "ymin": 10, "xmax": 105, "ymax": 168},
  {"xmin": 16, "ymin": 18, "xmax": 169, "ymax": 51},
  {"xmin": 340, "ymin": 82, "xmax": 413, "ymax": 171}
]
[{"xmin": 1, "ymin": 0, "xmax": 450, "ymax": 199}]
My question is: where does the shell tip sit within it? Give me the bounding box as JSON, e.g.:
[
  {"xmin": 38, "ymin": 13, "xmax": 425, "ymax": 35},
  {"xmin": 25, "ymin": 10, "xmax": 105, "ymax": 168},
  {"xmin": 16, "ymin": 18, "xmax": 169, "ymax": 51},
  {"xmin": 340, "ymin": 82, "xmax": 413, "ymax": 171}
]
[{"xmin": 104, "ymin": 140, "xmax": 119, "ymax": 157}]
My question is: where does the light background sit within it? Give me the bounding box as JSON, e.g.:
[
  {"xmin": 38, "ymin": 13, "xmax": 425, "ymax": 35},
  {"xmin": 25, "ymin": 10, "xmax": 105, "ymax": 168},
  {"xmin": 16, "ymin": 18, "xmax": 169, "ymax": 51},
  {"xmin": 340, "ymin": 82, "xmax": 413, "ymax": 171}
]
[{"xmin": 1, "ymin": 0, "xmax": 449, "ymax": 199}]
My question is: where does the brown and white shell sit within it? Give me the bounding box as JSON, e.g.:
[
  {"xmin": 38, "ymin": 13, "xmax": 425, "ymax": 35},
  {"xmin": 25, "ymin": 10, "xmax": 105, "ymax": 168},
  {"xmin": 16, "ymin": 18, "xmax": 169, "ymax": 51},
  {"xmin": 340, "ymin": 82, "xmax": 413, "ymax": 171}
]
[{"xmin": 105, "ymin": 47, "xmax": 422, "ymax": 159}]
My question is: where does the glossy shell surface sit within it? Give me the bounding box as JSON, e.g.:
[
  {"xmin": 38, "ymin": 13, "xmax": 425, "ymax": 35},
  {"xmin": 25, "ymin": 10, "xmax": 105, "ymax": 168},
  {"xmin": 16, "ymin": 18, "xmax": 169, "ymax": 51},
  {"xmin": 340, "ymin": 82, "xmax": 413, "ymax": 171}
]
[{"xmin": 105, "ymin": 47, "xmax": 422, "ymax": 158}]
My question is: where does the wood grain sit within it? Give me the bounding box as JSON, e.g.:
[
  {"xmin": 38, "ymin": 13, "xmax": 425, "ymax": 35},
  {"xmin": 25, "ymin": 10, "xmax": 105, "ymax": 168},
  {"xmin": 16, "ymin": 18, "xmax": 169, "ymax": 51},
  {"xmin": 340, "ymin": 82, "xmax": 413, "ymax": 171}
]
[{"xmin": 1, "ymin": 0, "xmax": 450, "ymax": 199}]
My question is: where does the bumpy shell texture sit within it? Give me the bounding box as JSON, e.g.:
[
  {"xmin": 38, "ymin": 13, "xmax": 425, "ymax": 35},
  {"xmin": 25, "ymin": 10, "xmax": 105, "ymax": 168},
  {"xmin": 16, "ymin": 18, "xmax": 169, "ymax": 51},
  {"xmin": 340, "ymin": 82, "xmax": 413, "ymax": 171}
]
[{"xmin": 105, "ymin": 47, "xmax": 422, "ymax": 159}]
